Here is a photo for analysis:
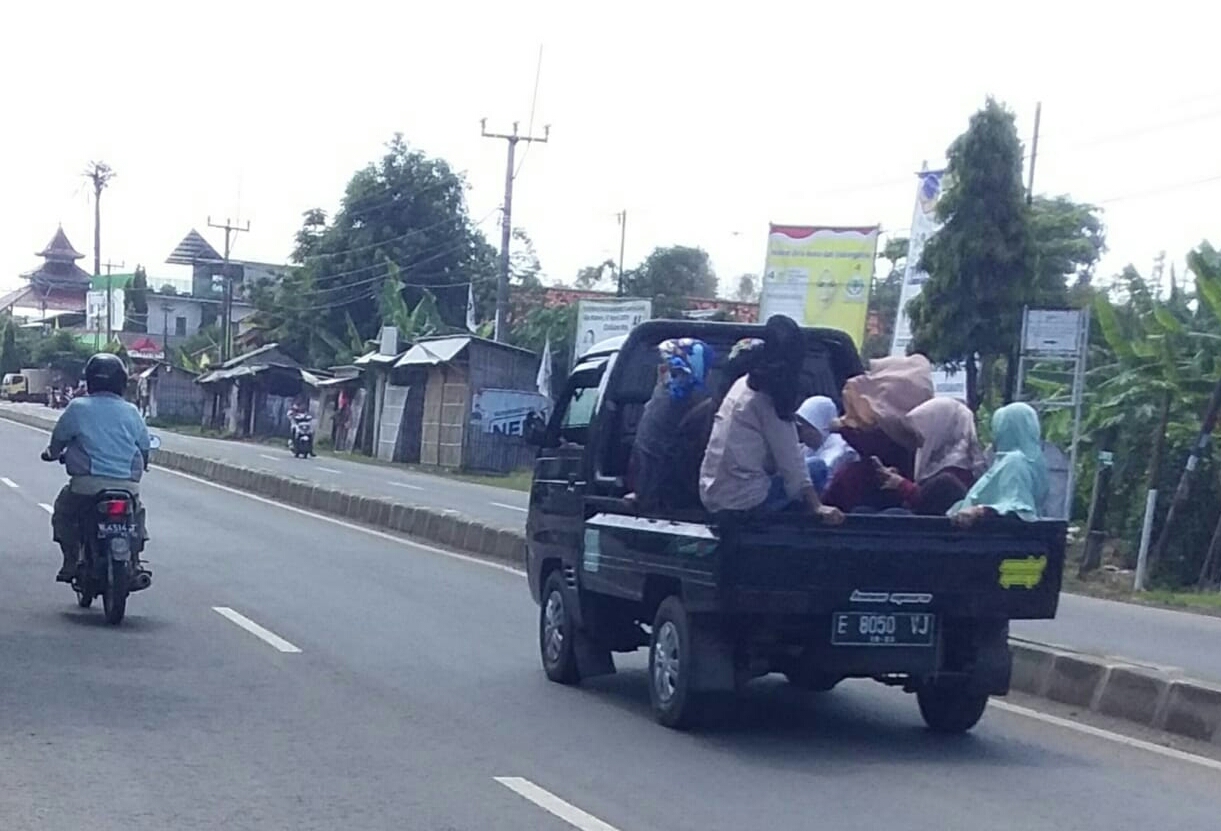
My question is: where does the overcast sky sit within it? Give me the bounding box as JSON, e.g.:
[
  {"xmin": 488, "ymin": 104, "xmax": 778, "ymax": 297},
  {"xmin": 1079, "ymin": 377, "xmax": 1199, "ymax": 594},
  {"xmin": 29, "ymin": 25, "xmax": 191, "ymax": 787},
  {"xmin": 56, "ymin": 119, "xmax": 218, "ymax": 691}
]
[{"xmin": 2, "ymin": 0, "xmax": 1219, "ymax": 300}]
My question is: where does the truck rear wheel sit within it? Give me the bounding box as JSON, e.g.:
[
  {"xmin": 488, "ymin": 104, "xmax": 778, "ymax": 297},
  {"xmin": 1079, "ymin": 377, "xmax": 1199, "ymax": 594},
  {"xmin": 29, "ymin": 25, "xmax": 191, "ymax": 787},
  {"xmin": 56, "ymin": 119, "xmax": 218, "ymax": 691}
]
[
  {"xmin": 916, "ymin": 684, "xmax": 989, "ymax": 734},
  {"xmin": 539, "ymin": 571, "xmax": 580, "ymax": 685},
  {"xmin": 649, "ymin": 596, "xmax": 706, "ymax": 729}
]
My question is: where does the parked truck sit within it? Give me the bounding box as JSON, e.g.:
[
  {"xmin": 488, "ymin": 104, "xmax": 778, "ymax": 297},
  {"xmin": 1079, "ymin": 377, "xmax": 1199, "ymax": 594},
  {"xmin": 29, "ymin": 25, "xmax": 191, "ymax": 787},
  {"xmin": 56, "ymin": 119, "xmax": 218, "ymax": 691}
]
[
  {"xmin": 1, "ymin": 368, "xmax": 54, "ymax": 404},
  {"xmin": 523, "ymin": 320, "xmax": 1066, "ymax": 732}
]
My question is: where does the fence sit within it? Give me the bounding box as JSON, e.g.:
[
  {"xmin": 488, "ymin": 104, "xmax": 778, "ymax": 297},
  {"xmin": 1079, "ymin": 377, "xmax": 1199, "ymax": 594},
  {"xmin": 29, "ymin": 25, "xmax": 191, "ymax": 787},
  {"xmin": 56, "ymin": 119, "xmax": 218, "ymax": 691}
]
[{"xmin": 463, "ymin": 428, "xmax": 536, "ymax": 474}]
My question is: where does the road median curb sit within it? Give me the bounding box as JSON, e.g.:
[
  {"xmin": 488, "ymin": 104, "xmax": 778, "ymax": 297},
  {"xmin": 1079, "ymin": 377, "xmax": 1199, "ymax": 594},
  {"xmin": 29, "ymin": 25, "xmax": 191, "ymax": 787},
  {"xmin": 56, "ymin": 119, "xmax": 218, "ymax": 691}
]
[
  {"xmin": 0, "ymin": 407, "xmax": 528, "ymax": 570},
  {"xmin": 1009, "ymin": 637, "xmax": 1221, "ymax": 745},
  {"xmin": 6, "ymin": 405, "xmax": 1219, "ymax": 745}
]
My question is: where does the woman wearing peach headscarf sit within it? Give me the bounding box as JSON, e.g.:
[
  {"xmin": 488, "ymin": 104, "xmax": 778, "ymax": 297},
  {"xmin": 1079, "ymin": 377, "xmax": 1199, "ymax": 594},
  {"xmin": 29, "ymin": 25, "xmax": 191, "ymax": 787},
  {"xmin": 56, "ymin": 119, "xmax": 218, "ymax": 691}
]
[
  {"xmin": 821, "ymin": 354, "xmax": 935, "ymax": 511},
  {"xmin": 875, "ymin": 397, "xmax": 986, "ymax": 515}
]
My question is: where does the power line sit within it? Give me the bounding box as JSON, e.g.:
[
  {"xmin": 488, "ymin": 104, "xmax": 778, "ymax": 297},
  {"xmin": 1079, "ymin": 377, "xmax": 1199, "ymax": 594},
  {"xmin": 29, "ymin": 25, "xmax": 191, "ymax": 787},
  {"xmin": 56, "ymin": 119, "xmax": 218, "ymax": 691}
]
[
  {"xmin": 513, "ymin": 45, "xmax": 545, "ymax": 181},
  {"xmin": 482, "ymin": 118, "xmax": 549, "ymax": 342}
]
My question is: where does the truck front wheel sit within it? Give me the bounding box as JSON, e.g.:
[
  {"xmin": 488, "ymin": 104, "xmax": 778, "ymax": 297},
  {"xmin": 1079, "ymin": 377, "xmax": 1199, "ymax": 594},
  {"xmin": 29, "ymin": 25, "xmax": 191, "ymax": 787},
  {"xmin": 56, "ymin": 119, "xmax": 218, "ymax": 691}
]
[{"xmin": 916, "ymin": 684, "xmax": 989, "ymax": 734}]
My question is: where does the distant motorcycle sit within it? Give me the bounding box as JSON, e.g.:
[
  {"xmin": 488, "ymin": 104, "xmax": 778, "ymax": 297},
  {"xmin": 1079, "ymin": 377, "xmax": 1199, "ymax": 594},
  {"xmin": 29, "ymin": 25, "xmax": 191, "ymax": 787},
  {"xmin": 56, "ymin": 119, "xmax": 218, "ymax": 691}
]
[
  {"xmin": 289, "ymin": 413, "xmax": 315, "ymax": 458},
  {"xmin": 42, "ymin": 435, "xmax": 161, "ymax": 624}
]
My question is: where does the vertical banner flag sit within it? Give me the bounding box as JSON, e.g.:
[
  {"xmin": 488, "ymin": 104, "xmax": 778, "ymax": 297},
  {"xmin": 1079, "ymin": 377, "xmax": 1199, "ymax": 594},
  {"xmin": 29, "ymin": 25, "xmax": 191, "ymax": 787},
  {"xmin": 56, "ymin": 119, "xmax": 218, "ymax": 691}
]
[
  {"xmin": 889, "ymin": 169, "xmax": 966, "ymax": 400},
  {"xmin": 890, "ymin": 170, "xmax": 946, "ymax": 356},
  {"xmin": 760, "ymin": 225, "xmax": 880, "ymax": 348}
]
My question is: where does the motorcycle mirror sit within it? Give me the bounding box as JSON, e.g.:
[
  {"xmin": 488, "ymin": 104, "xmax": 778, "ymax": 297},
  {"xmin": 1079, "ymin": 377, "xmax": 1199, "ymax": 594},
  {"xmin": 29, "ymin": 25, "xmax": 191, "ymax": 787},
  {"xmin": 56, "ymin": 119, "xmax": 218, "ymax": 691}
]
[{"xmin": 148, "ymin": 435, "xmax": 162, "ymax": 450}]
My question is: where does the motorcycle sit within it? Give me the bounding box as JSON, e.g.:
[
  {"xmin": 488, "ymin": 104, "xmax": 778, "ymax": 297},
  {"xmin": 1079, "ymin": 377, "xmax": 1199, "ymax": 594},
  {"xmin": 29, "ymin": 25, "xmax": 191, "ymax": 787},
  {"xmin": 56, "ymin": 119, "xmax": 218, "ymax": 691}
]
[
  {"xmin": 42, "ymin": 434, "xmax": 161, "ymax": 624},
  {"xmin": 289, "ymin": 413, "xmax": 315, "ymax": 458}
]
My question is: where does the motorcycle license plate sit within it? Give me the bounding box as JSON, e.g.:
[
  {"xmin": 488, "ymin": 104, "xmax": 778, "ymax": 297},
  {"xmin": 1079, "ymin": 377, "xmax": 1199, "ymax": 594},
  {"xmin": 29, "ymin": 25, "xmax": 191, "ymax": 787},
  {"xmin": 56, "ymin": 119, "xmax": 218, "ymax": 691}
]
[{"xmin": 97, "ymin": 523, "xmax": 135, "ymax": 538}]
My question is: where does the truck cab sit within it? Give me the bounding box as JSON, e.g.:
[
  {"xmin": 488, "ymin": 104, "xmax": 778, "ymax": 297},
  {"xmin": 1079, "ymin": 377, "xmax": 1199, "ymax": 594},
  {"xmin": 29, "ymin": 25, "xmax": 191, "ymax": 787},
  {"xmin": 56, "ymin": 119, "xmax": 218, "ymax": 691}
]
[{"xmin": 525, "ymin": 320, "xmax": 1066, "ymax": 732}]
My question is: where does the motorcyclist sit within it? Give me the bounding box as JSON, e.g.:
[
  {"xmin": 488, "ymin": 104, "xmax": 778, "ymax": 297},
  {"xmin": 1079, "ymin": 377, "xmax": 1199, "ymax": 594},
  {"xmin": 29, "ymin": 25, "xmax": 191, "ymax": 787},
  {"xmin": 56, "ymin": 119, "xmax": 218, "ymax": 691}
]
[
  {"xmin": 42, "ymin": 353, "xmax": 151, "ymax": 582},
  {"xmin": 288, "ymin": 398, "xmax": 315, "ymax": 456}
]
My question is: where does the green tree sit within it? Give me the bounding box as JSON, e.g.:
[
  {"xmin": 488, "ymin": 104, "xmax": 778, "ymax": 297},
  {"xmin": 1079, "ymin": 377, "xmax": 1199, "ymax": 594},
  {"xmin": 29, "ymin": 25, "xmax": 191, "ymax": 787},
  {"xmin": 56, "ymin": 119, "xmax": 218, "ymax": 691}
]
[
  {"xmin": 124, "ymin": 265, "xmax": 149, "ymax": 333},
  {"xmin": 863, "ymin": 237, "xmax": 908, "ymax": 359},
  {"xmin": 733, "ymin": 273, "xmax": 760, "ymax": 303},
  {"xmin": 908, "ymin": 98, "xmax": 1033, "ymax": 408},
  {"xmin": 620, "ymin": 245, "xmax": 717, "ymax": 318},
  {"xmin": 31, "ymin": 330, "xmax": 94, "ymax": 378},
  {"xmin": 0, "ymin": 318, "xmax": 20, "ymax": 375},
  {"xmin": 255, "ymin": 136, "xmax": 497, "ymax": 364}
]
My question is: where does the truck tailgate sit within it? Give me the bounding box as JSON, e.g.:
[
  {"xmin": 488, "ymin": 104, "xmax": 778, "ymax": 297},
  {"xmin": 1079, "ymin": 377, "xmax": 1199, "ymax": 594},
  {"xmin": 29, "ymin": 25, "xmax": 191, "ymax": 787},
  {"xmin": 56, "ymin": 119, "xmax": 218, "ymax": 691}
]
[{"xmin": 727, "ymin": 515, "xmax": 1065, "ymax": 620}]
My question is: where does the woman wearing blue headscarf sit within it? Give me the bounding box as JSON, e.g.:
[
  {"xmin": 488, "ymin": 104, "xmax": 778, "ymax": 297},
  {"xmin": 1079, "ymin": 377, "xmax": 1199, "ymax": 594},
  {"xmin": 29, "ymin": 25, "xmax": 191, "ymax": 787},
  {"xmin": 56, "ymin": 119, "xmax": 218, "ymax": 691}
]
[
  {"xmin": 627, "ymin": 338, "xmax": 715, "ymax": 512},
  {"xmin": 949, "ymin": 402, "xmax": 1048, "ymax": 527}
]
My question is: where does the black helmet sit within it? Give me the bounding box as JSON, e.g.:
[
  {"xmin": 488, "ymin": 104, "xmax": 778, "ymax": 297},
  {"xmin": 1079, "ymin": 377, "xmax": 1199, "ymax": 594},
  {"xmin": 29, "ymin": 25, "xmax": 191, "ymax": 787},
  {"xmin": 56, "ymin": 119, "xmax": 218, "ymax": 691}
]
[{"xmin": 84, "ymin": 352, "xmax": 128, "ymax": 395}]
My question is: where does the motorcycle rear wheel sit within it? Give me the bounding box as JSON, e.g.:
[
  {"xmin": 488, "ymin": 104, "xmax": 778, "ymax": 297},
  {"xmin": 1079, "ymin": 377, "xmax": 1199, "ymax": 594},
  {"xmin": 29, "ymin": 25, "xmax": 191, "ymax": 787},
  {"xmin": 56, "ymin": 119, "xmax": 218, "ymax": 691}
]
[
  {"xmin": 103, "ymin": 560, "xmax": 129, "ymax": 625},
  {"xmin": 76, "ymin": 591, "xmax": 93, "ymax": 608}
]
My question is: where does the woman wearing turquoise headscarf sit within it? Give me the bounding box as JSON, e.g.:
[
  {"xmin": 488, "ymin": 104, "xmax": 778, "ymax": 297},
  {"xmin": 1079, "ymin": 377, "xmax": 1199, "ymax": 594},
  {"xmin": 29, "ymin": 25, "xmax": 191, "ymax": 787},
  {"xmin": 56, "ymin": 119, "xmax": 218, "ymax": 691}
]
[{"xmin": 949, "ymin": 402, "xmax": 1047, "ymax": 528}]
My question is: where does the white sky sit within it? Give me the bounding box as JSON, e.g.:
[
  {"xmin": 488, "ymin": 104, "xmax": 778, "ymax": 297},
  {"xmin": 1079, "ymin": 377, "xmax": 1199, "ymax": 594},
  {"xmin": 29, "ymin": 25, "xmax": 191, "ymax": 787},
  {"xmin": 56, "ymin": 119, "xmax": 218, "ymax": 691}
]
[{"xmin": 2, "ymin": 0, "xmax": 1219, "ymax": 299}]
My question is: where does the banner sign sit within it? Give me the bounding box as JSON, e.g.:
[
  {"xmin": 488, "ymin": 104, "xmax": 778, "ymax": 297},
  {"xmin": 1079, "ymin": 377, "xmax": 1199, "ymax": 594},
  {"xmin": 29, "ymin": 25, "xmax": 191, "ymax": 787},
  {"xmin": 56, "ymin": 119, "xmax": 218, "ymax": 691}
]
[
  {"xmin": 471, "ymin": 388, "xmax": 552, "ymax": 435},
  {"xmin": 760, "ymin": 225, "xmax": 879, "ymax": 347},
  {"xmin": 85, "ymin": 289, "xmax": 125, "ymax": 334},
  {"xmin": 574, "ymin": 298, "xmax": 652, "ymax": 362}
]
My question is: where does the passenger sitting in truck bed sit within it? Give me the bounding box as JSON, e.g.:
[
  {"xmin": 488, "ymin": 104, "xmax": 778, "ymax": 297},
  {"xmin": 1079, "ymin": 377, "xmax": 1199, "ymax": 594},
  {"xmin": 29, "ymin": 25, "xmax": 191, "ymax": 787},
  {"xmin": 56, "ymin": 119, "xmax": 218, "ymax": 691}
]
[
  {"xmin": 949, "ymin": 402, "xmax": 1047, "ymax": 528},
  {"xmin": 794, "ymin": 395, "xmax": 858, "ymax": 494},
  {"xmin": 821, "ymin": 354, "xmax": 935, "ymax": 512},
  {"xmin": 625, "ymin": 338, "xmax": 714, "ymax": 512},
  {"xmin": 699, "ymin": 315, "xmax": 844, "ymax": 524},
  {"xmin": 666, "ymin": 337, "xmax": 765, "ymax": 511},
  {"xmin": 875, "ymin": 397, "xmax": 986, "ymax": 515}
]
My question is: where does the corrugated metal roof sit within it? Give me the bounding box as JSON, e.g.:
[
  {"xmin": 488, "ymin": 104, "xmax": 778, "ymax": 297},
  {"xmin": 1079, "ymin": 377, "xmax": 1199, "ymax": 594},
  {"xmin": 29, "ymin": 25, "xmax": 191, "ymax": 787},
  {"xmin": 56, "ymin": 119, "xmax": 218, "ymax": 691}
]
[
  {"xmin": 354, "ymin": 350, "xmax": 402, "ymax": 367},
  {"xmin": 165, "ymin": 229, "xmax": 222, "ymax": 265},
  {"xmin": 394, "ymin": 336, "xmax": 471, "ymax": 368}
]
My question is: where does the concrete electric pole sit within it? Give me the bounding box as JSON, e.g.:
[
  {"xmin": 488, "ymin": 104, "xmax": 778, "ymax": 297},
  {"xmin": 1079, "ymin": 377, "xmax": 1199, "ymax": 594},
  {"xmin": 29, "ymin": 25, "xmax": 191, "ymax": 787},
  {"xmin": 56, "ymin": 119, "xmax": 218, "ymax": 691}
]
[
  {"xmin": 207, "ymin": 217, "xmax": 250, "ymax": 362},
  {"xmin": 481, "ymin": 119, "xmax": 549, "ymax": 342}
]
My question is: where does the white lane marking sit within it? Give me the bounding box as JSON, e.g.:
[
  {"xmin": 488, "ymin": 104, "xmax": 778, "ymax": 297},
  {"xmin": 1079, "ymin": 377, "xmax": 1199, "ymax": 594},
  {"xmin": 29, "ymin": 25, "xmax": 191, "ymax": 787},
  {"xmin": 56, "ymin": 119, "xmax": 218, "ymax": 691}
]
[
  {"xmin": 7, "ymin": 412, "xmax": 1221, "ymax": 768},
  {"xmin": 1, "ymin": 477, "xmax": 18, "ymax": 488},
  {"xmin": 494, "ymin": 777, "xmax": 621, "ymax": 831},
  {"xmin": 258, "ymin": 454, "xmax": 280, "ymax": 462},
  {"xmin": 315, "ymin": 466, "xmax": 341, "ymax": 474},
  {"xmin": 153, "ymin": 466, "xmax": 524, "ymax": 576},
  {"xmin": 388, "ymin": 481, "xmax": 425, "ymax": 491},
  {"xmin": 212, "ymin": 607, "xmax": 302, "ymax": 653},
  {"xmin": 990, "ymin": 699, "xmax": 1221, "ymax": 772},
  {"xmin": 492, "ymin": 502, "xmax": 528, "ymax": 513}
]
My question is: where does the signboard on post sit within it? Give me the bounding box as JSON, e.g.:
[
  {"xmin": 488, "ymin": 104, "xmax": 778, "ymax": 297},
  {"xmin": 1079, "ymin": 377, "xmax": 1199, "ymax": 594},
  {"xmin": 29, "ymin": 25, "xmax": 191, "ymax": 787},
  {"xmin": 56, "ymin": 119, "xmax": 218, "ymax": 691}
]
[
  {"xmin": 471, "ymin": 388, "xmax": 552, "ymax": 435},
  {"xmin": 1023, "ymin": 309, "xmax": 1085, "ymax": 355},
  {"xmin": 759, "ymin": 225, "xmax": 879, "ymax": 347},
  {"xmin": 574, "ymin": 297, "xmax": 652, "ymax": 362}
]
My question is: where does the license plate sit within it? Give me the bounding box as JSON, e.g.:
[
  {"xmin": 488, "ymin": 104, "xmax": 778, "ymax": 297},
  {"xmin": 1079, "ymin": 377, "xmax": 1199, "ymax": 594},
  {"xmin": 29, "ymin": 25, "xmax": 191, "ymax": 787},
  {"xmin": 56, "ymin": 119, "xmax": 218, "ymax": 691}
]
[
  {"xmin": 97, "ymin": 523, "xmax": 135, "ymax": 538},
  {"xmin": 831, "ymin": 612, "xmax": 936, "ymax": 647}
]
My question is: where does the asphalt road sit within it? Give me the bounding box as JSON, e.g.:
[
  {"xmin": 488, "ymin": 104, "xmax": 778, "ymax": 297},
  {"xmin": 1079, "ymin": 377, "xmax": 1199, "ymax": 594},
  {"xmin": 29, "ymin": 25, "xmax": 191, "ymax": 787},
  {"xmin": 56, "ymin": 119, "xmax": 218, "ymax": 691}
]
[
  {"xmin": 1, "ymin": 402, "xmax": 529, "ymax": 529},
  {"xmin": 1, "ymin": 417, "xmax": 1218, "ymax": 830},
  {"xmin": 7, "ymin": 402, "xmax": 1221, "ymax": 685}
]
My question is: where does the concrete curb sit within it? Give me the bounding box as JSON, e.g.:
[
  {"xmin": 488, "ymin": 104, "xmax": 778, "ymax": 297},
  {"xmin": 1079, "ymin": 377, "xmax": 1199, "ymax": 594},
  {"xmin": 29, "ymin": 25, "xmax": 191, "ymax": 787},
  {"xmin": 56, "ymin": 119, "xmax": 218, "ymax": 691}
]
[
  {"xmin": 6, "ymin": 405, "xmax": 1221, "ymax": 746},
  {"xmin": 1010, "ymin": 638, "xmax": 1221, "ymax": 745},
  {"xmin": 0, "ymin": 407, "xmax": 528, "ymax": 570}
]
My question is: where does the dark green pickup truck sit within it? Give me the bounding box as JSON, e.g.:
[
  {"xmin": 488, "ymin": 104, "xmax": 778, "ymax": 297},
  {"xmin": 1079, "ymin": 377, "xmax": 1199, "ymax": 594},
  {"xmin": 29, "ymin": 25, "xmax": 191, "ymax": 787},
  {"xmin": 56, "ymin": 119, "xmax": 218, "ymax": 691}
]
[{"xmin": 525, "ymin": 320, "xmax": 1065, "ymax": 731}]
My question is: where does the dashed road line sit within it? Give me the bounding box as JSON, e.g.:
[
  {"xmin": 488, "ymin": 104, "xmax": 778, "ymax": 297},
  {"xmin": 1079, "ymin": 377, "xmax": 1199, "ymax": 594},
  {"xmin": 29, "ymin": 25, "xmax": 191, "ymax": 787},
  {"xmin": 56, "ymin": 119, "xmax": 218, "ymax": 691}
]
[
  {"xmin": 2, "ymin": 477, "xmax": 18, "ymax": 488},
  {"xmin": 494, "ymin": 777, "xmax": 621, "ymax": 831},
  {"xmin": 212, "ymin": 606, "xmax": 302, "ymax": 653},
  {"xmin": 388, "ymin": 481, "xmax": 424, "ymax": 491},
  {"xmin": 492, "ymin": 502, "xmax": 528, "ymax": 513},
  {"xmin": 315, "ymin": 466, "xmax": 341, "ymax": 474},
  {"xmin": 38, "ymin": 503, "xmax": 53, "ymax": 514}
]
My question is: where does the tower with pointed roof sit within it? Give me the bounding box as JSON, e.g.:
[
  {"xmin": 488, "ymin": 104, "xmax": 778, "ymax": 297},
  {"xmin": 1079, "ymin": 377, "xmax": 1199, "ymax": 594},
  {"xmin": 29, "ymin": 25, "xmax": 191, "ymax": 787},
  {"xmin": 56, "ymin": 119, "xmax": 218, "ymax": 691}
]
[{"xmin": 2, "ymin": 226, "xmax": 93, "ymax": 315}]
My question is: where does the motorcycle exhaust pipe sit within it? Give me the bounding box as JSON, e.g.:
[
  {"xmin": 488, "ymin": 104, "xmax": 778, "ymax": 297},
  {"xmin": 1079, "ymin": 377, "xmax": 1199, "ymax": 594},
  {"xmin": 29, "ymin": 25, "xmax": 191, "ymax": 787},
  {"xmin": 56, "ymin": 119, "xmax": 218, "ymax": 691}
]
[{"xmin": 130, "ymin": 571, "xmax": 153, "ymax": 592}]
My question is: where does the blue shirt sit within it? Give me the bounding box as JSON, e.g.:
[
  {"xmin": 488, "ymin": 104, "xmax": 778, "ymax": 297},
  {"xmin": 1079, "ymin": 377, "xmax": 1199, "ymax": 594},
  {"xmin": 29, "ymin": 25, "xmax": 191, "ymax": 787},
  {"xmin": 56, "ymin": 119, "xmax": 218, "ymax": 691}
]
[{"xmin": 49, "ymin": 393, "xmax": 150, "ymax": 481}]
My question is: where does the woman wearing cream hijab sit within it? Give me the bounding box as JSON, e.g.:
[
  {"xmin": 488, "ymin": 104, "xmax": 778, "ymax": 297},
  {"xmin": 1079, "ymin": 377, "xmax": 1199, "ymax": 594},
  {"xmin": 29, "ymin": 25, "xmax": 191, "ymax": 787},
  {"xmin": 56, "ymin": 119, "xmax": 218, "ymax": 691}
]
[{"xmin": 876, "ymin": 397, "xmax": 986, "ymax": 515}]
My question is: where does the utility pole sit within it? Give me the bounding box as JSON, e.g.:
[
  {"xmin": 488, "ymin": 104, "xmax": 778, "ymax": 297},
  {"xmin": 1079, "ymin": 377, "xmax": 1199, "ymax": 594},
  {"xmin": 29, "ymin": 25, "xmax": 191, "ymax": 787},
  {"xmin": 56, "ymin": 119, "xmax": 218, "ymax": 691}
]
[
  {"xmin": 84, "ymin": 161, "xmax": 116, "ymax": 339},
  {"xmin": 1026, "ymin": 102, "xmax": 1042, "ymax": 206},
  {"xmin": 481, "ymin": 119, "xmax": 549, "ymax": 342},
  {"xmin": 207, "ymin": 217, "xmax": 250, "ymax": 362},
  {"xmin": 102, "ymin": 259, "xmax": 125, "ymax": 344},
  {"xmin": 616, "ymin": 210, "xmax": 627, "ymax": 296}
]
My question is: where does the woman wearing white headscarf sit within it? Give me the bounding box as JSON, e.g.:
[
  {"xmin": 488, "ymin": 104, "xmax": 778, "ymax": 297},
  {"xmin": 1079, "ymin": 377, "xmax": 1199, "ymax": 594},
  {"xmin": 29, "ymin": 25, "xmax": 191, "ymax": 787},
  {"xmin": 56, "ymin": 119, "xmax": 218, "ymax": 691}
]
[{"xmin": 794, "ymin": 395, "xmax": 859, "ymax": 493}]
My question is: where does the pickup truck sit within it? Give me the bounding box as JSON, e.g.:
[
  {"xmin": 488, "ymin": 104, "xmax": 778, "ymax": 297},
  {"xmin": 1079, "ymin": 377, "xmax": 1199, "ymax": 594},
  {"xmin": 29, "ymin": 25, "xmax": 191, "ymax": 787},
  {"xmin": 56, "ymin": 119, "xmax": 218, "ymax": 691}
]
[{"xmin": 524, "ymin": 320, "xmax": 1065, "ymax": 732}]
